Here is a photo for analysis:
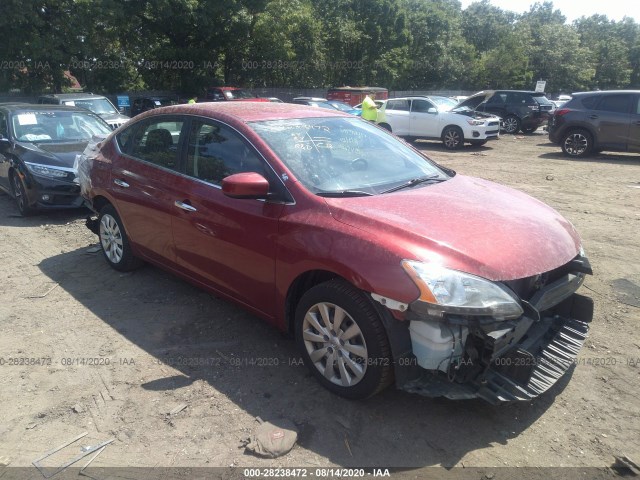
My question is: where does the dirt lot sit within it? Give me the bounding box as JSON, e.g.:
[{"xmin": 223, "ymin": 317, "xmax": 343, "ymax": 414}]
[{"xmin": 0, "ymin": 130, "xmax": 638, "ymax": 479}]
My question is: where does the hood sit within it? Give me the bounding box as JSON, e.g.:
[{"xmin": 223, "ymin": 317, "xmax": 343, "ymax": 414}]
[
  {"xmin": 325, "ymin": 175, "xmax": 581, "ymax": 281},
  {"xmin": 19, "ymin": 141, "xmax": 89, "ymax": 169}
]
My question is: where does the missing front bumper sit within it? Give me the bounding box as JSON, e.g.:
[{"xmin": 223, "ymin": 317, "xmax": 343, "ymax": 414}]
[{"xmin": 398, "ymin": 293, "xmax": 593, "ymax": 403}]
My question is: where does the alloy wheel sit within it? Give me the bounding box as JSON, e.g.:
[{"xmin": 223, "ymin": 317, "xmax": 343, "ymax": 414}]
[
  {"xmin": 503, "ymin": 117, "xmax": 519, "ymax": 134},
  {"xmin": 100, "ymin": 214, "xmax": 124, "ymax": 264},
  {"xmin": 302, "ymin": 302, "xmax": 368, "ymax": 387},
  {"xmin": 563, "ymin": 132, "xmax": 589, "ymax": 156}
]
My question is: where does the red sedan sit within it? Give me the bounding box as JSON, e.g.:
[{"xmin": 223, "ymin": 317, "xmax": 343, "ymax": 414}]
[{"xmin": 81, "ymin": 102, "xmax": 593, "ymax": 403}]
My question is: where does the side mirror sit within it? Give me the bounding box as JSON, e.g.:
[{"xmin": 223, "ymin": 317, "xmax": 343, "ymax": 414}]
[
  {"xmin": 0, "ymin": 137, "xmax": 11, "ymax": 152},
  {"xmin": 222, "ymin": 172, "xmax": 269, "ymax": 199},
  {"xmin": 427, "ymin": 107, "xmax": 437, "ymax": 114}
]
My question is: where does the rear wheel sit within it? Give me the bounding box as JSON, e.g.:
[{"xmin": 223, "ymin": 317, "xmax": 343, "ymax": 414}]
[
  {"xmin": 442, "ymin": 126, "xmax": 464, "ymax": 150},
  {"xmin": 561, "ymin": 129, "xmax": 592, "ymax": 158},
  {"xmin": 378, "ymin": 123, "xmax": 392, "ymax": 132},
  {"xmin": 295, "ymin": 279, "xmax": 393, "ymax": 399},
  {"xmin": 11, "ymin": 172, "xmax": 34, "ymax": 216},
  {"xmin": 98, "ymin": 204, "xmax": 142, "ymax": 271},
  {"xmin": 502, "ymin": 115, "xmax": 521, "ymax": 134}
]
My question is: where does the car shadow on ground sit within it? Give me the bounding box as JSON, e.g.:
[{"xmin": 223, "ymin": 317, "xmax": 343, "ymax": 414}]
[
  {"xmin": 36, "ymin": 247, "xmax": 574, "ymax": 468},
  {"xmin": 538, "ymin": 151, "xmax": 640, "ymax": 166},
  {"xmin": 412, "ymin": 141, "xmax": 495, "ymax": 154},
  {"xmin": 0, "ymin": 193, "xmax": 88, "ymax": 228}
]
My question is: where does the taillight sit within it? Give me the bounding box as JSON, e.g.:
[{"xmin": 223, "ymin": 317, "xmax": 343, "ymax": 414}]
[{"xmin": 555, "ymin": 108, "xmax": 571, "ymax": 116}]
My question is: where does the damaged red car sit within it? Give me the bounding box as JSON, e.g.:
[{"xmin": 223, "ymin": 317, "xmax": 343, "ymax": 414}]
[{"xmin": 80, "ymin": 102, "xmax": 593, "ymax": 403}]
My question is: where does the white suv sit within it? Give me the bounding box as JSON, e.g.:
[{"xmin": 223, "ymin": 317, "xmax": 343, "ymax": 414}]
[{"xmin": 378, "ymin": 96, "xmax": 501, "ymax": 149}]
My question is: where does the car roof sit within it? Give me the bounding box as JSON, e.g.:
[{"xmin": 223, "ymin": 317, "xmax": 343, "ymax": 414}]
[
  {"xmin": 133, "ymin": 101, "xmax": 350, "ymax": 123},
  {"xmin": 38, "ymin": 93, "xmax": 107, "ymax": 100},
  {"xmin": 570, "ymin": 90, "xmax": 640, "ymax": 96},
  {"xmin": 0, "ymin": 103, "xmax": 99, "ymax": 113}
]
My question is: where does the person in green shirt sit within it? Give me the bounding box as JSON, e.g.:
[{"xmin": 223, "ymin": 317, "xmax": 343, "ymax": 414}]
[{"xmin": 361, "ymin": 95, "xmax": 378, "ymax": 122}]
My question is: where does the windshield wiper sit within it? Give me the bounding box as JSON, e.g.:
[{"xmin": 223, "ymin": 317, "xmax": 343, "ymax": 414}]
[
  {"xmin": 316, "ymin": 190, "xmax": 374, "ymax": 197},
  {"xmin": 380, "ymin": 175, "xmax": 445, "ymax": 194}
]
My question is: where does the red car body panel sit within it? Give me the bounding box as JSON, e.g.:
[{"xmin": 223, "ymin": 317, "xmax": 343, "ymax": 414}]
[{"xmin": 87, "ymin": 103, "xmax": 582, "ymax": 333}]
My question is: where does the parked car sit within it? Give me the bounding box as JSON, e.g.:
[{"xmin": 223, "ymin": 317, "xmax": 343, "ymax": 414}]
[
  {"xmin": 548, "ymin": 90, "xmax": 640, "ymax": 158},
  {"xmin": 379, "ymin": 96, "xmax": 501, "ymax": 149},
  {"xmin": 0, "ymin": 103, "xmax": 112, "ymax": 215},
  {"xmin": 38, "ymin": 93, "xmax": 130, "ymax": 130},
  {"xmin": 131, "ymin": 96, "xmax": 175, "ymax": 117},
  {"xmin": 458, "ymin": 90, "xmax": 554, "ymax": 134},
  {"xmin": 325, "ymin": 100, "xmax": 361, "ymax": 115},
  {"xmin": 80, "ymin": 102, "xmax": 593, "ymax": 403},
  {"xmin": 205, "ymin": 87, "xmax": 268, "ymax": 102}
]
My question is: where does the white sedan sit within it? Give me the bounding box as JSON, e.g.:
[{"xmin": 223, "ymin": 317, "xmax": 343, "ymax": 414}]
[{"xmin": 378, "ymin": 96, "xmax": 501, "ymax": 149}]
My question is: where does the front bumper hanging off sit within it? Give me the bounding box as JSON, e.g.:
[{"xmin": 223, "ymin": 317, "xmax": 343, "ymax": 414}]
[{"xmin": 394, "ymin": 259, "xmax": 594, "ymax": 403}]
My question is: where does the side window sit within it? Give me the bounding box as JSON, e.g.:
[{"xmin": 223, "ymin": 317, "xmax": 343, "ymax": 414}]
[
  {"xmin": 487, "ymin": 94, "xmax": 507, "ymax": 104},
  {"xmin": 636, "ymin": 97, "xmax": 640, "ymax": 115},
  {"xmin": 581, "ymin": 96, "xmax": 599, "ymax": 109},
  {"xmin": 130, "ymin": 119, "xmax": 184, "ymax": 170},
  {"xmin": 186, "ymin": 120, "xmax": 265, "ymax": 185},
  {"xmin": 594, "ymin": 94, "xmax": 632, "ymax": 114},
  {"xmin": 386, "ymin": 99, "xmax": 410, "ymax": 111},
  {"xmin": 115, "ymin": 123, "xmax": 137, "ymax": 152},
  {"xmin": 411, "ymin": 99, "xmax": 435, "ymax": 113},
  {"xmin": 506, "ymin": 92, "xmax": 527, "ymax": 104}
]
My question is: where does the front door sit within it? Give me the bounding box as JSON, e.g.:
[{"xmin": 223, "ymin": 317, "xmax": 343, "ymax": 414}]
[{"xmin": 171, "ymin": 119, "xmax": 283, "ymax": 318}]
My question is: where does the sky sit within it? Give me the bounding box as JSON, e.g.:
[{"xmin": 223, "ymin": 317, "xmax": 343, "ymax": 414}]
[{"xmin": 458, "ymin": 0, "xmax": 639, "ymax": 23}]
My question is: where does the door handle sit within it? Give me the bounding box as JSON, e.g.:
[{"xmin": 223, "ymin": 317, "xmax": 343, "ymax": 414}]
[
  {"xmin": 589, "ymin": 115, "xmax": 599, "ymax": 119},
  {"xmin": 175, "ymin": 200, "xmax": 197, "ymax": 212},
  {"xmin": 113, "ymin": 179, "xmax": 129, "ymax": 188}
]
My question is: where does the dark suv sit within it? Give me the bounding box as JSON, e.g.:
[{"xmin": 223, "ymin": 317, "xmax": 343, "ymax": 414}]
[
  {"xmin": 548, "ymin": 90, "xmax": 640, "ymax": 158},
  {"xmin": 458, "ymin": 90, "xmax": 554, "ymax": 134}
]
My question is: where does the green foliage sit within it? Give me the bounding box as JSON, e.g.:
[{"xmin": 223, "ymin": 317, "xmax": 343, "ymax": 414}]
[{"xmin": 0, "ymin": 0, "xmax": 637, "ymax": 93}]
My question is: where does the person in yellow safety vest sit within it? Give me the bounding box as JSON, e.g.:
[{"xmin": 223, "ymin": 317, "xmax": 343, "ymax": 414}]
[
  {"xmin": 188, "ymin": 95, "xmax": 198, "ymax": 104},
  {"xmin": 361, "ymin": 95, "xmax": 378, "ymax": 122}
]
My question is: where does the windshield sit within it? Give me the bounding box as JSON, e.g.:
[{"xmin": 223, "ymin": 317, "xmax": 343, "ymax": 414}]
[
  {"xmin": 250, "ymin": 117, "xmax": 448, "ymax": 195},
  {"xmin": 327, "ymin": 101, "xmax": 354, "ymax": 112},
  {"xmin": 225, "ymin": 89, "xmax": 255, "ymax": 100},
  {"xmin": 11, "ymin": 110, "xmax": 112, "ymax": 143},
  {"xmin": 430, "ymin": 96, "xmax": 458, "ymax": 112},
  {"xmin": 63, "ymin": 98, "xmax": 118, "ymax": 115}
]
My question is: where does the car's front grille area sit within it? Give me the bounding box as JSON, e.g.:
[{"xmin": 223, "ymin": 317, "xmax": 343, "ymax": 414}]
[{"xmin": 486, "ymin": 129, "xmax": 500, "ymax": 135}]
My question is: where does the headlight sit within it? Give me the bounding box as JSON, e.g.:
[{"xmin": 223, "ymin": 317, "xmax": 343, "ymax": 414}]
[
  {"xmin": 25, "ymin": 162, "xmax": 71, "ymax": 179},
  {"xmin": 402, "ymin": 261, "xmax": 524, "ymax": 320},
  {"xmin": 466, "ymin": 119, "xmax": 485, "ymax": 126}
]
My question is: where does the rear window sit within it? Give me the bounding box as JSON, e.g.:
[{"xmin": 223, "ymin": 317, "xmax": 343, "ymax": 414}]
[{"xmin": 532, "ymin": 94, "xmax": 553, "ymax": 105}]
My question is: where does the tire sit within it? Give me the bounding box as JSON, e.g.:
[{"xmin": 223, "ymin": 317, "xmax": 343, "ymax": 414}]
[
  {"xmin": 561, "ymin": 129, "xmax": 592, "ymax": 158},
  {"xmin": 294, "ymin": 279, "xmax": 393, "ymax": 399},
  {"xmin": 470, "ymin": 140, "xmax": 487, "ymax": 147},
  {"xmin": 379, "ymin": 123, "xmax": 392, "ymax": 132},
  {"xmin": 442, "ymin": 126, "xmax": 464, "ymax": 150},
  {"xmin": 502, "ymin": 115, "xmax": 521, "ymax": 134},
  {"xmin": 98, "ymin": 204, "xmax": 142, "ymax": 271},
  {"xmin": 521, "ymin": 125, "xmax": 537, "ymax": 134},
  {"xmin": 11, "ymin": 172, "xmax": 34, "ymax": 216}
]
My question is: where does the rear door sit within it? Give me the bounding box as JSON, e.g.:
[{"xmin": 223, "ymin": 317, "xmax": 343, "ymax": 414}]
[
  {"xmin": 383, "ymin": 99, "xmax": 411, "ymax": 135},
  {"xmin": 171, "ymin": 118, "xmax": 284, "ymax": 317},
  {"xmin": 590, "ymin": 93, "xmax": 633, "ymax": 149},
  {"xmin": 409, "ymin": 99, "xmax": 439, "ymax": 137},
  {"xmin": 109, "ymin": 115, "xmax": 186, "ymax": 265}
]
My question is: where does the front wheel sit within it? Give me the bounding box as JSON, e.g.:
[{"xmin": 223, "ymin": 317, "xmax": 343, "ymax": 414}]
[
  {"xmin": 295, "ymin": 279, "xmax": 393, "ymax": 399},
  {"xmin": 98, "ymin": 204, "xmax": 142, "ymax": 271},
  {"xmin": 561, "ymin": 129, "xmax": 592, "ymax": 158},
  {"xmin": 442, "ymin": 126, "xmax": 464, "ymax": 150},
  {"xmin": 11, "ymin": 172, "xmax": 34, "ymax": 216}
]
